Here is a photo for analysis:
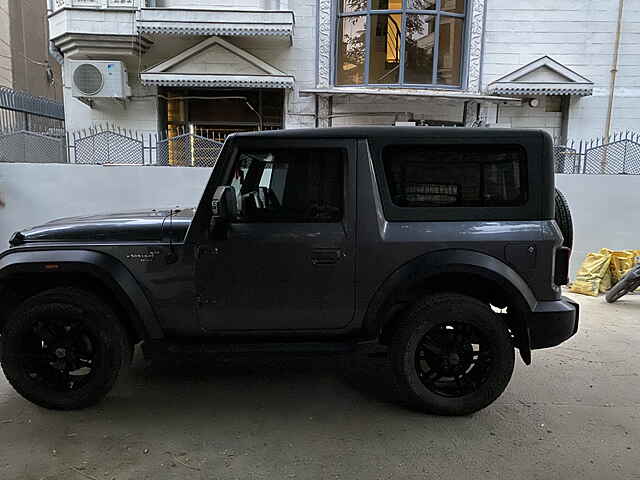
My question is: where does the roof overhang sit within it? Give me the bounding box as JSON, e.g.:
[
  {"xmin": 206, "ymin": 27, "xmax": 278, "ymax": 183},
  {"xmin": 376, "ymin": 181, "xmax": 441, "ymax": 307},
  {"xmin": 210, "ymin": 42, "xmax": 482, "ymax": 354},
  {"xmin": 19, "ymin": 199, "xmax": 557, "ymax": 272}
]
[
  {"xmin": 140, "ymin": 36, "xmax": 294, "ymax": 90},
  {"xmin": 488, "ymin": 56, "xmax": 594, "ymax": 97},
  {"xmin": 300, "ymin": 87, "xmax": 522, "ymax": 104},
  {"xmin": 137, "ymin": 8, "xmax": 294, "ymax": 39}
]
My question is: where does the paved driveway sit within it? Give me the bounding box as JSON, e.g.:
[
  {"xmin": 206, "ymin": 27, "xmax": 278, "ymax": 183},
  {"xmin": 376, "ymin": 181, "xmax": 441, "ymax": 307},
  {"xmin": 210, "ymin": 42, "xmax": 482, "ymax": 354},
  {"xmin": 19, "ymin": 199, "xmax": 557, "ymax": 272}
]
[{"xmin": 1, "ymin": 292, "xmax": 638, "ymax": 480}]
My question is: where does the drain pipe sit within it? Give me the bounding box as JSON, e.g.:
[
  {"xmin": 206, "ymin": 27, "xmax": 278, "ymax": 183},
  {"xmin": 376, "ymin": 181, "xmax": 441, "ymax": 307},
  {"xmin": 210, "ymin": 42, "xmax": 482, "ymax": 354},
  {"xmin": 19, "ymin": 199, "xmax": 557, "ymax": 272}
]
[
  {"xmin": 604, "ymin": 0, "xmax": 625, "ymax": 142},
  {"xmin": 602, "ymin": 0, "xmax": 624, "ymax": 172}
]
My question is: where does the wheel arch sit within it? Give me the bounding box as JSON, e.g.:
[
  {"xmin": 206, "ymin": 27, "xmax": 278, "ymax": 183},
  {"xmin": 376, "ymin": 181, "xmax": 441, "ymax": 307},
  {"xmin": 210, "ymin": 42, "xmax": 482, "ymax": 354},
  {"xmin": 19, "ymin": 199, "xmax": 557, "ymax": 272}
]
[
  {"xmin": 0, "ymin": 249, "xmax": 163, "ymax": 342},
  {"xmin": 363, "ymin": 249, "xmax": 536, "ymax": 363}
]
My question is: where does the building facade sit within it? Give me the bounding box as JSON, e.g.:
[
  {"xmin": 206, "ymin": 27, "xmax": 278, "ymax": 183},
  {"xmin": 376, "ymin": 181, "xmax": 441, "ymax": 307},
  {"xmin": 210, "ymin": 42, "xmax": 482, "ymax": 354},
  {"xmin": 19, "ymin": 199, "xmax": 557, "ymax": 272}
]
[
  {"xmin": 48, "ymin": 0, "xmax": 638, "ymax": 144},
  {"xmin": 1, "ymin": 0, "xmax": 63, "ymax": 100}
]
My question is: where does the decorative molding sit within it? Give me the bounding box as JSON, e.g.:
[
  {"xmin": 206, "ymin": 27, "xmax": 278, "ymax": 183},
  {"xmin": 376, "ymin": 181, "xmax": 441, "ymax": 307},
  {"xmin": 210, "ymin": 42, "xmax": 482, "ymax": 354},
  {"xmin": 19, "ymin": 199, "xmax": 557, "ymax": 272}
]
[
  {"xmin": 144, "ymin": 36, "xmax": 288, "ymax": 77},
  {"xmin": 317, "ymin": 96, "xmax": 330, "ymax": 127},
  {"xmin": 52, "ymin": 33, "xmax": 152, "ymax": 58},
  {"xmin": 487, "ymin": 56, "xmax": 594, "ymax": 96},
  {"xmin": 467, "ymin": 0, "xmax": 486, "ymax": 94},
  {"xmin": 317, "ymin": 0, "xmax": 332, "ymax": 88},
  {"xmin": 137, "ymin": 25, "xmax": 293, "ymax": 37}
]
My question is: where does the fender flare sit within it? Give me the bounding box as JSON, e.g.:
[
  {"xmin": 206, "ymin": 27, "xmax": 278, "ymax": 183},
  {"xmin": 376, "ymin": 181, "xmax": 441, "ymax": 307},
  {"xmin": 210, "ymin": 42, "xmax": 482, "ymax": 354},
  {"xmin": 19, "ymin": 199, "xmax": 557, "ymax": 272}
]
[
  {"xmin": 363, "ymin": 249, "xmax": 537, "ymax": 342},
  {"xmin": 0, "ymin": 249, "xmax": 163, "ymax": 340}
]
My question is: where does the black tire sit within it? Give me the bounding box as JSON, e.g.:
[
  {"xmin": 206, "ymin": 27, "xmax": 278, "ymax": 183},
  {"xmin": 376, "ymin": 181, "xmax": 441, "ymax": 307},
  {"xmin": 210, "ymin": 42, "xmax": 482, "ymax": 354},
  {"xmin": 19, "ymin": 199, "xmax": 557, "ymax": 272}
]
[
  {"xmin": 555, "ymin": 189, "xmax": 573, "ymax": 249},
  {"xmin": 391, "ymin": 293, "xmax": 514, "ymax": 416},
  {"xmin": 605, "ymin": 281, "xmax": 629, "ymax": 303},
  {"xmin": 0, "ymin": 287, "xmax": 131, "ymax": 410},
  {"xmin": 605, "ymin": 268, "xmax": 640, "ymax": 303}
]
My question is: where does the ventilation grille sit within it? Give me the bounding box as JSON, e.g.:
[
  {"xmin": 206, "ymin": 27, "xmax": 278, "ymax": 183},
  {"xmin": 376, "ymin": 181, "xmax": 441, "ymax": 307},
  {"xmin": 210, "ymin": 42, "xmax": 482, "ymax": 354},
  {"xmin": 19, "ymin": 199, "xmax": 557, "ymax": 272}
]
[{"xmin": 73, "ymin": 64, "xmax": 104, "ymax": 96}]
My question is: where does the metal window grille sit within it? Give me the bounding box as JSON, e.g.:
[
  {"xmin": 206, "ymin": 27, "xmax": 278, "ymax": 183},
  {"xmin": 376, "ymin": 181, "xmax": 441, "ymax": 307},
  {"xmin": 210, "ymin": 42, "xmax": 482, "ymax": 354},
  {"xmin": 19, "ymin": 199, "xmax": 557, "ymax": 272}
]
[{"xmin": 335, "ymin": 0, "xmax": 467, "ymax": 88}]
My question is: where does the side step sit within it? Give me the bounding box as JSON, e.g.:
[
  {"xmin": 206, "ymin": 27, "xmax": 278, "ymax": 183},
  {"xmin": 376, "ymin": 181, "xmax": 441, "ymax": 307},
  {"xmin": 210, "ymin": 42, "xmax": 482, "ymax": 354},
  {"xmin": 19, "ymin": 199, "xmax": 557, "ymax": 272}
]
[{"xmin": 142, "ymin": 340, "xmax": 361, "ymax": 357}]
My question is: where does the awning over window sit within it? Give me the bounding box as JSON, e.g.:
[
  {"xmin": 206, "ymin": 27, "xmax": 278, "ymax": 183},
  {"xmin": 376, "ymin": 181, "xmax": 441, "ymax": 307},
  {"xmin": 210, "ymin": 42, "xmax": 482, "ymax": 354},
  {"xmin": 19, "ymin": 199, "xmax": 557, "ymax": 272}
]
[
  {"xmin": 137, "ymin": 8, "xmax": 294, "ymax": 40},
  {"xmin": 487, "ymin": 56, "xmax": 593, "ymax": 96},
  {"xmin": 140, "ymin": 37, "xmax": 294, "ymax": 90}
]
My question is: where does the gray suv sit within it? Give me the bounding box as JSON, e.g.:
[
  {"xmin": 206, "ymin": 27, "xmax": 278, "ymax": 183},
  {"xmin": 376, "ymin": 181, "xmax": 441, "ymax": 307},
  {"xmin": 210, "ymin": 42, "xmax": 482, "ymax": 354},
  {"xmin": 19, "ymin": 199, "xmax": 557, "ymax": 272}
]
[{"xmin": 0, "ymin": 127, "xmax": 578, "ymax": 415}]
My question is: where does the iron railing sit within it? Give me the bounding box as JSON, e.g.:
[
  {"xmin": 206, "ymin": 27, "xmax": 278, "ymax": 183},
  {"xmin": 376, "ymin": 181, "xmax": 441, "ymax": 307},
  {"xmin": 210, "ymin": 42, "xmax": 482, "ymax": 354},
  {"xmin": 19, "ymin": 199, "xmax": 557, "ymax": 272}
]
[
  {"xmin": 66, "ymin": 124, "xmax": 225, "ymax": 166},
  {"xmin": 554, "ymin": 131, "xmax": 640, "ymax": 175},
  {"xmin": 0, "ymin": 87, "xmax": 65, "ymax": 135}
]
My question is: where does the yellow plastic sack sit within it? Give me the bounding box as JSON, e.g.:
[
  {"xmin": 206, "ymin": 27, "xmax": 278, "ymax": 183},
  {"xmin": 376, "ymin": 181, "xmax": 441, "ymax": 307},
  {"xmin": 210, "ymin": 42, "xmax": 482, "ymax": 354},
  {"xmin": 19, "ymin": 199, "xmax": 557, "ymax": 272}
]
[
  {"xmin": 609, "ymin": 250, "xmax": 636, "ymax": 283},
  {"xmin": 570, "ymin": 252, "xmax": 612, "ymax": 296}
]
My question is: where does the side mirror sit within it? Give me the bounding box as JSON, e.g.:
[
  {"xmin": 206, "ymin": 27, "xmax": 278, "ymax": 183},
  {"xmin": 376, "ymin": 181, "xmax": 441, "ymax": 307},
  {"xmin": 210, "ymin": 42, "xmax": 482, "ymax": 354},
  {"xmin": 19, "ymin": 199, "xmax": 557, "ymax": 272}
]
[{"xmin": 210, "ymin": 186, "xmax": 237, "ymax": 235}]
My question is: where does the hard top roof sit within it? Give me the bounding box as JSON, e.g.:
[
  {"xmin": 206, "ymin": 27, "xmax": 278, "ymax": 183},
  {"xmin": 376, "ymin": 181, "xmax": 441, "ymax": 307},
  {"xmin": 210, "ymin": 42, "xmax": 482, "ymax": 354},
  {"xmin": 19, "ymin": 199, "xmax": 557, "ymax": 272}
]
[{"xmin": 232, "ymin": 126, "xmax": 547, "ymax": 140}]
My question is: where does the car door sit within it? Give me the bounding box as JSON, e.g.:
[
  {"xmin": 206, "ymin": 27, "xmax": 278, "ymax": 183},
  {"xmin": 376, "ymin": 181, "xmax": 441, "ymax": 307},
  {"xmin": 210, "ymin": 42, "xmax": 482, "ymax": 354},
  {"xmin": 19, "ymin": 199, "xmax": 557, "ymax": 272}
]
[{"xmin": 195, "ymin": 138, "xmax": 356, "ymax": 332}]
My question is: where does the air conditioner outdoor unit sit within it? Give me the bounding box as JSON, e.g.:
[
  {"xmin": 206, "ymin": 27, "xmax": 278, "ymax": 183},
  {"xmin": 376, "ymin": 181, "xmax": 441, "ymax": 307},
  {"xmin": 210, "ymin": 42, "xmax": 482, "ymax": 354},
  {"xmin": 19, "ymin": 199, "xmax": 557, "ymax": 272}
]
[{"xmin": 70, "ymin": 60, "xmax": 131, "ymax": 100}]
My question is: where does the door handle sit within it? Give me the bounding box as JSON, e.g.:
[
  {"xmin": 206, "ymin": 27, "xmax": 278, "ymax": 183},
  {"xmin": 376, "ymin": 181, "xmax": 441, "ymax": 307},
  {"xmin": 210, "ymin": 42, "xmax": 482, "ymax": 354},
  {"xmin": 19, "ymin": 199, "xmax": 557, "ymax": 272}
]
[{"xmin": 311, "ymin": 248, "xmax": 342, "ymax": 266}]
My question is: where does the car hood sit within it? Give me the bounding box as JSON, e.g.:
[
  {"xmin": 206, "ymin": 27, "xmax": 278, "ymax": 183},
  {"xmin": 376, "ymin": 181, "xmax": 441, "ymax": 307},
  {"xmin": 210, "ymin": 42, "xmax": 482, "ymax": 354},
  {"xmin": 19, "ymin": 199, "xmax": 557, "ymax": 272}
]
[{"xmin": 10, "ymin": 207, "xmax": 195, "ymax": 245}]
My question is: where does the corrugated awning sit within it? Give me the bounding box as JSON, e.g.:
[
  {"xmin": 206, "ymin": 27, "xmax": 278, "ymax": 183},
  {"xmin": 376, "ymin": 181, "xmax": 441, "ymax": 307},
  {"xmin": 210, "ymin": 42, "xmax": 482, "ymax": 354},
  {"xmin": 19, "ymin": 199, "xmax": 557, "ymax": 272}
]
[{"xmin": 141, "ymin": 73, "xmax": 294, "ymax": 89}]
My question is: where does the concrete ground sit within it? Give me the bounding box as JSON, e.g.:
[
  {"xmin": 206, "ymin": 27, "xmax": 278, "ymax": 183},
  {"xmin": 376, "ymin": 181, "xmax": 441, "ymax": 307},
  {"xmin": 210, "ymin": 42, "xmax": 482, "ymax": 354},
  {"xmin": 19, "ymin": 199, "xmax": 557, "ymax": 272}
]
[{"xmin": 0, "ymin": 291, "xmax": 638, "ymax": 480}]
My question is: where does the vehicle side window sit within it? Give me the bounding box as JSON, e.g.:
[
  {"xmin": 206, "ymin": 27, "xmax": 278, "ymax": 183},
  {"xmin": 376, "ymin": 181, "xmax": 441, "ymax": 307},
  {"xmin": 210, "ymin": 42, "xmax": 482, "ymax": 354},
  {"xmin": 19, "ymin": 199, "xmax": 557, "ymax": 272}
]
[
  {"xmin": 383, "ymin": 145, "xmax": 527, "ymax": 207},
  {"xmin": 230, "ymin": 149, "xmax": 345, "ymax": 223}
]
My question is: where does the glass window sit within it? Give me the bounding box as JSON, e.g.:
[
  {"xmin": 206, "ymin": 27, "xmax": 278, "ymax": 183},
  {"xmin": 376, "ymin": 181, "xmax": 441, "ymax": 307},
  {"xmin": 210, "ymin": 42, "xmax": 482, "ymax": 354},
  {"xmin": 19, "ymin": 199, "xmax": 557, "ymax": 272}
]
[
  {"xmin": 336, "ymin": 0, "xmax": 467, "ymax": 87},
  {"xmin": 441, "ymin": 0, "xmax": 465, "ymax": 13},
  {"xmin": 231, "ymin": 149, "xmax": 345, "ymax": 223},
  {"xmin": 369, "ymin": 14, "xmax": 402, "ymax": 84},
  {"xmin": 408, "ymin": 0, "xmax": 436, "ymax": 9},
  {"xmin": 340, "ymin": 0, "xmax": 367, "ymax": 13},
  {"xmin": 372, "ymin": 0, "xmax": 402, "ymax": 9},
  {"xmin": 437, "ymin": 16, "xmax": 464, "ymax": 85},
  {"xmin": 404, "ymin": 14, "xmax": 436, "ymax": 84},
  {"xmin": 383, "ymin": 145, "xmax": 527, "ymax": 207},
  {"xmin": 337, "ymin": 16, "xmax": 367, "ymax": 86}
]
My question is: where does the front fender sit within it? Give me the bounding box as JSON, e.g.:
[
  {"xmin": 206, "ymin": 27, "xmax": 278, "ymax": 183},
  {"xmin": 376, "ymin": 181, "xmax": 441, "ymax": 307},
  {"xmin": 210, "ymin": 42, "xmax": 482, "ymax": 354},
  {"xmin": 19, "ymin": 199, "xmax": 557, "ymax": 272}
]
[
  {"xmin": 0, "ymin": 249, "xmax": 163, "ymax": 339},
  {"xmin": 363, "ymin": 249, "xmax": 538, "ymax": 338}
]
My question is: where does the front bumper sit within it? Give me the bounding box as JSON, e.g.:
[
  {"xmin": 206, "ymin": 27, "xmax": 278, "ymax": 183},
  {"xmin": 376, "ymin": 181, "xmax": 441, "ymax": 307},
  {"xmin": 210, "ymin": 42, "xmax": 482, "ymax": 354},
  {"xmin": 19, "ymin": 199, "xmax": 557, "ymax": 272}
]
[{"xmin": 528, "ymin": 296, "xmax": 579, "ymax": 349}]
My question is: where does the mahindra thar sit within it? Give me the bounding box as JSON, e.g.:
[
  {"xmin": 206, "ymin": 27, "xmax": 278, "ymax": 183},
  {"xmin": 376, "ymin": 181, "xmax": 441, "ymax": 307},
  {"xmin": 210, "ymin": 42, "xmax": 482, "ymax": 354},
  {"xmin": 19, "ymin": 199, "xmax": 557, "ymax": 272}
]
[{"xmin": 0, "ymin": 127, "xmax": 578, "ymax": 415}]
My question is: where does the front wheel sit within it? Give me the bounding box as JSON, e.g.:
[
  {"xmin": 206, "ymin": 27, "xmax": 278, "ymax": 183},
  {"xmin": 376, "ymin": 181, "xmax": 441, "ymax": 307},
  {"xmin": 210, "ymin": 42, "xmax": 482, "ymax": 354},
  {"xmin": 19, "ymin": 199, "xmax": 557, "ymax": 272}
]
[
  {"xmin": 391, "ymin": 293, "xmax": 515, "ymax": 416},
  {"xmin": 1, "ymin": 287, "xmax": 131, "ymax": 410}
]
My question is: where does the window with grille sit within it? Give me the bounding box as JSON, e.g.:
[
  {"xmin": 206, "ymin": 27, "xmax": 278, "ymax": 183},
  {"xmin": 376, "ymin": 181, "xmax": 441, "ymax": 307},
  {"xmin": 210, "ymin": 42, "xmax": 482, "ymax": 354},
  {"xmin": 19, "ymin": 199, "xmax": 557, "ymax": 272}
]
[{"xmin": 336, "ymin": 0, "xmax": 467, "ymax": 87}]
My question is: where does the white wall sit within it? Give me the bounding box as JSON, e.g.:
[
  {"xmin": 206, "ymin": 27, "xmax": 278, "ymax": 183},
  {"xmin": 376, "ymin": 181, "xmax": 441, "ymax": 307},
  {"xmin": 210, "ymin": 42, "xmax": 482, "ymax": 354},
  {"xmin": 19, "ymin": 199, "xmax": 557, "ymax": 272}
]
[
  {"xmin": 2, "ymin": 164, "xmax": 639, "ymax": 284},
  {"xmin": 556, "ymin": 174, "xmax": 640, "ymax": 279},
  {"xmin": 0, "ymin": 163, "xmax": 211, "ymax": 249},
  {"xmin": 483, "ymin": 0, "xmax": 640, "ymax": 140}
]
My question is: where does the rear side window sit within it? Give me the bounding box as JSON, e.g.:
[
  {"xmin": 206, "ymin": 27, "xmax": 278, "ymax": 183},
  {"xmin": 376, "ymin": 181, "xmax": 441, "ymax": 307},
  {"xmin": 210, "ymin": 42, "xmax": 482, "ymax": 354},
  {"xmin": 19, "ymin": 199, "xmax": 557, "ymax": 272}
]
[{"xmin": 383, "ymin": 145, "xmax": 527, "ymax": 208}]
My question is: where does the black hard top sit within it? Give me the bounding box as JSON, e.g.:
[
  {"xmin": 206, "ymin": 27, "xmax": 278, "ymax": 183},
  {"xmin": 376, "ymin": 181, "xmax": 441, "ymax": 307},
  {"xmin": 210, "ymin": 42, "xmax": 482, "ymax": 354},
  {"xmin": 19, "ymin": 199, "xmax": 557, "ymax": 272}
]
[{"xmin": 232, "ymin": 126, "xmax": 548, "ymax": 140}]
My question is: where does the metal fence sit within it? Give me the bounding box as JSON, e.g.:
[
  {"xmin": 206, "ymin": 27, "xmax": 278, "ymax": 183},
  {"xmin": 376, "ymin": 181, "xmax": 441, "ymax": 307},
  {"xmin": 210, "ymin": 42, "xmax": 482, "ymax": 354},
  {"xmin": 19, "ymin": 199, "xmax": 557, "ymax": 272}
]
[
  {"xmin": 0, "ymin": 87, "xmax": 65, "ymax": 135},
  {"xmin": 66, "ymin": 125, "xmax": 223, "ymax": 167},
  {"xmin": 0, "ymin": 87, "xmax": 67, "ymax": 164},
  {"xmin": 554, "ymin": 131, "xmax": 640, "ymax": 175}
]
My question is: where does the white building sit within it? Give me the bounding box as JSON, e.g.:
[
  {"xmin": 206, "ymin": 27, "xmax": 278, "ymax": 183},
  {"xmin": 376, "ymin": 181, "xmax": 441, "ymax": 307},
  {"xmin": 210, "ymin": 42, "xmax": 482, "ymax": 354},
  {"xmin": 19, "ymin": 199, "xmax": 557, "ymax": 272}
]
[{"xmin": 48, "ymin": 0, "xmax": 638, "ymax": 147}]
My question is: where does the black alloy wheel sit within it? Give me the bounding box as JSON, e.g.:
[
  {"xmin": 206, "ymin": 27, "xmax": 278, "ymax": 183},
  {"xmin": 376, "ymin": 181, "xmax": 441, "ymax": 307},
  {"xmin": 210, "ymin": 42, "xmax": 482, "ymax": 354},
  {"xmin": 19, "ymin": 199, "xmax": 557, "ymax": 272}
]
[
  {"xmin": 1, "ymin": 288, "xmax": 131, "ymax": 410},
  {"xmin": 392, "ymin": 293, "xmax": 515, "ymax": 416},
  {"xmin": 415, "ymin": 321, "xmax": 494, "ymax": 398}
]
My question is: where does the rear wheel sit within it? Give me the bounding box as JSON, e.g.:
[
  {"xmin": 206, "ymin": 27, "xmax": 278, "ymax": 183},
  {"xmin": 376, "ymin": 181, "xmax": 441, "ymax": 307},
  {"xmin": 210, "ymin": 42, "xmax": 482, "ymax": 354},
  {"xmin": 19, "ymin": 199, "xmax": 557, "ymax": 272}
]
[
  {"xmin": 0, "ymin": 287, "xmax": 131, "ymax": 410},
  {"xmin": 391, "ymin": 293, "xmax": 514, "ymax": 415}
]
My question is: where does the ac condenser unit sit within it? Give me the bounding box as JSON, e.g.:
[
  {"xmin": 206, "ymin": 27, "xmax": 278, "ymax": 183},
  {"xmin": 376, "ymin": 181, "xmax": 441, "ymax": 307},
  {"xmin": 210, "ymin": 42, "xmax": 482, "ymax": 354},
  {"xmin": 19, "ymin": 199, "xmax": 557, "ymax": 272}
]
[{"xmin": 70, "ymin": 60, "xmax": 131, "ymax": 99}]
